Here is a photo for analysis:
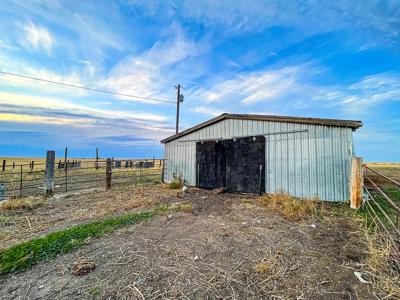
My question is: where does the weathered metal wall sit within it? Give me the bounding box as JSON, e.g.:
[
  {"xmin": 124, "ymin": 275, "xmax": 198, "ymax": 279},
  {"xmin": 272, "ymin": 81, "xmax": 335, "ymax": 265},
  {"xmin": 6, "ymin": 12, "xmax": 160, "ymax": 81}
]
[{"xmin": 163, "ymin": 119, "xmax": 353, "ymax": 201}]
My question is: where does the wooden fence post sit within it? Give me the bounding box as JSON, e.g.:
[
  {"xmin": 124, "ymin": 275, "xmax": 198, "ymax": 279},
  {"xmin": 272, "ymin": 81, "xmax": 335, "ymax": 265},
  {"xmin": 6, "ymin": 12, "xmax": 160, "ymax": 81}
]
[
  {"xmin": 350, "ymin": 157, "xmax": 363, "ymax": 209},
  {"xmin": 44, "ymin": 151, "xmax": 55, "ymax": 197},
  {"xmin": 96, "ymin": 148, "xmax": 99, "ymax": 170},
  {"xmin": 19, "ymin": 165, "xmax": 23, "ymax": 198},
  {"xmin": 2, "ymin": 160, "xmax": 5, "ymax": 172},
  {"xmin": 106, "ymin": 158, "xmax": 112, "ymax": 189},
  {"xmin": 161, "ymin": 159, "xmax": 165, "ymax": 183}
]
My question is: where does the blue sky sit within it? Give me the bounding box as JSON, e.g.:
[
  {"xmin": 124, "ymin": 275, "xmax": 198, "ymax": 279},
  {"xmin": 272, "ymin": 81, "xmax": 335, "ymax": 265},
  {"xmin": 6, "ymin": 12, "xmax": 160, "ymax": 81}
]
[{"xmin": 0, "ymin": 1, "xmax": 399, "ymax": 161}]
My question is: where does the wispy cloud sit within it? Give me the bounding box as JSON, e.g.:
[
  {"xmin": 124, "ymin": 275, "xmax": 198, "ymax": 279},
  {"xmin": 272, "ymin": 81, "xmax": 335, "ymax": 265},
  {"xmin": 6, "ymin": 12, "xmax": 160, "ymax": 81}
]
[
  {"xmin": 311, "ymin": 72, "xmax": 400, "ymax": 114},
  {"xmin": 189, "ymin": 64, "xmax": 318, "ymax": 105},
  {"xmin": 0, "ymin": 91, "xmax": 173, "ymax": 140},
  {"xmin": 20, "ymin": 21, "xmax": 53, "ymax": 54},
  {"xmin": 189, "ymin": 64, "xmax": 400, "ymax": 118},
  {"xmin": 191, "ymin": 106, "xmax": 224, "ymax": 117},
  {"xmin": 103, "ymin": 24, "xmax": 201, "ymax": 104},
  {"xmin": 130, "ymin": 1, "xmax": 400, "ymax": 48}
]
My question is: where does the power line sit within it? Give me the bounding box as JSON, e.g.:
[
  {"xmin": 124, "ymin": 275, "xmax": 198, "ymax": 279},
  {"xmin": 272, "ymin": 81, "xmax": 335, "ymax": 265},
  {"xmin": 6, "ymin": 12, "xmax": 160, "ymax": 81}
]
[
  {"xmin": 0, "ymin": 70, "xmax": 175, "ymax": 104},
  {"xmin": 150, "ymin": 101, "xmax": 175, "ymax": 150}
]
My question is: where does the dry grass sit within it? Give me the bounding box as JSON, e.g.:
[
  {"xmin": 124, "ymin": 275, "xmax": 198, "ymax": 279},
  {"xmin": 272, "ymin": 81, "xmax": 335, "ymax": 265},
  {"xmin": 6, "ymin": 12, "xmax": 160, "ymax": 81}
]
[
  {"xmin": 72, "ymin": 190, "xmax": 157, "ymax": 220},
  {"xmin": 179, "ymin": 203, "xmax": 193, "ymax": 213},
  {"xmin": 364, "ymin": 235, "xmax": 400, "ymax": 298},
  {"xmin": 0, "ymin": 197, "xmax": 45, "ymax": 211},
  {"xmin": 258, "ymin": 193, "xmax": 321, "ymax": 221},
  {"xmin": 168, "ymin": 180, "xmax": 182, "ymax": 189},
  {"xmin": 254, "ymin": 257, "xmax": 278, "ymax": 274}
]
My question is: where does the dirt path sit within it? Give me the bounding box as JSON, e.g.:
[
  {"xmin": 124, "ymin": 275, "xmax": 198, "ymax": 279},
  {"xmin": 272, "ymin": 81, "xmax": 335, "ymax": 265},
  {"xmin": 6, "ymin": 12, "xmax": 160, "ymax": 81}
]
[{"xmin": 0, "ymin": 189, "xmax": 373, "ymax": 299}]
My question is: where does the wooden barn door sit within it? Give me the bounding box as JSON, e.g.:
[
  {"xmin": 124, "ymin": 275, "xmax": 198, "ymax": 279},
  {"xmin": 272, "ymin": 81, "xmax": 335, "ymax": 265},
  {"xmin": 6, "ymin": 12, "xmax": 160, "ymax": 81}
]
[{"xmin": 196, "ymin": 141, "xmax": 226, "ymax": 189}]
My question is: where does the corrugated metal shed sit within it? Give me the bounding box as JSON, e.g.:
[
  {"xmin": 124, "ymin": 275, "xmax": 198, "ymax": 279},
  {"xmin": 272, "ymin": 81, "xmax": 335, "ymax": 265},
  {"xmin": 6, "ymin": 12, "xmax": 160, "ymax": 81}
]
[{"xmin": 162, "ymin": 114, "xmax": 362, "ymax": 202}]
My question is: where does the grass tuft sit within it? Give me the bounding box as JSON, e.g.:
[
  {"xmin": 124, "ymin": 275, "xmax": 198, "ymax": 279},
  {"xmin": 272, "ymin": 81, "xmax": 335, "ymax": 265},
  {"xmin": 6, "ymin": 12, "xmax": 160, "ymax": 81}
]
[
  {"xmin": 168, "ymin": 180, "xmax": 182, "ymax": 190},
  {"xmin": 0, "ymin": 197, "xmax": 46, "ymax": 211},
  {"xmin": 0, "ymin": 206, "xmax": 176, "ymax": 275},
  {"xmin": 258, "ymin": 193, "xmax": 321, "ymax": 221}
]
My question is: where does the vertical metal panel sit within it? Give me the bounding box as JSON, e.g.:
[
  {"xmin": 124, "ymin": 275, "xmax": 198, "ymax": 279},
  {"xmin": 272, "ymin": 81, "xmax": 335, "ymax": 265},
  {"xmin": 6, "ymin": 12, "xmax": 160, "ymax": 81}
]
[{"xmin": 163, "ymin": 118, "xmax": 354, "ymax": 201}]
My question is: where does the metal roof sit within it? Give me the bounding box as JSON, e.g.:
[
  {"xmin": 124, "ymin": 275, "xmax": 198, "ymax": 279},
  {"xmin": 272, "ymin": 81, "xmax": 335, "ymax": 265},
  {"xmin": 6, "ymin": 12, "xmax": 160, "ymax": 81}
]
[{"xmin": 161, "ymin": 113, "xmax": 362, "ymax": 144}]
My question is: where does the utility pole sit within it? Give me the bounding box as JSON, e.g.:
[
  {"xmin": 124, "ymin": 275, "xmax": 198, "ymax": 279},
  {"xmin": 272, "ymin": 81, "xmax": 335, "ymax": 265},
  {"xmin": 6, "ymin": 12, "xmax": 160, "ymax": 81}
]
[{"xmin": 175, "ymin": 84, "xmax": 184, "ymax": 134}]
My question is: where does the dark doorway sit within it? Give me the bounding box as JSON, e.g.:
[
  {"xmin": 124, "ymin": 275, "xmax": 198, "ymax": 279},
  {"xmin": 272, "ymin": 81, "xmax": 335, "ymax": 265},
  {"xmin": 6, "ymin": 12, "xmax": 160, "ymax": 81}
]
[{"xmin": 195, "ymin": 136, "xmax": 265, "ymax": 194}]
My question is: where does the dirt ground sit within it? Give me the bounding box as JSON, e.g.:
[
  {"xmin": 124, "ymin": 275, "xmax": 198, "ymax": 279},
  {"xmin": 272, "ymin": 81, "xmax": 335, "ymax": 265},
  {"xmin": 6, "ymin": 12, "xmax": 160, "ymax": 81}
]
[
  {"xmin": 0, "ymin": 186, "xmax": 376, "ymax": 299},
  {"xmin": 0, "ymin": 184, "xmax": 175, "ymax": 249}
]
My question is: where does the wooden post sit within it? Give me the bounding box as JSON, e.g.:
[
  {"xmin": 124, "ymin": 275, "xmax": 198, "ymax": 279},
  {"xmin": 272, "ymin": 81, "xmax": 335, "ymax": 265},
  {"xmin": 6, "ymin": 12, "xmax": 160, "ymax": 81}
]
[
  {"xmin": 2, "ymin": 160, "xmax": 5, "ymax": 172},
  {"xmin": 106, "ymin": 158, "xmax": 112, "ymax": 189},
  {"xmin": 19, "ymin": 165, "xmax": 23, "ymax": 198},
  {"xmin": 31, "ymin": 160, "xmax": 35, "ymax": 171},
  {"xmin": 96, "ymin": 148, "xmax": 99, "ymax": 170},
  {"xmin": 350, "ymin": 157, "xmax": 363, "ymax": 209},
  {"xmin": 64, "ymin": 147, "xmax": 68, "ymax": 192},
  {"xmin": 161, "ymin": 159, "xmax": 166, "ymax": 183},
  {"xmin": 44, "ymin": 151, "xmax": 55, "ymax": 197}
]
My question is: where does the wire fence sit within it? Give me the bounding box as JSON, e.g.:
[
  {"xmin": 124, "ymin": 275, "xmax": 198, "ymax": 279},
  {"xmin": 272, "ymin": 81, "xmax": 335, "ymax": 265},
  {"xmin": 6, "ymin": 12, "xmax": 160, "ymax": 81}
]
[
  {"xmin": 361, "ymin": 164, "xmax": 400, "ymax": 268},
  {"xmin": 0, "ymin": 157, "xmax": 164, "ymax": 200}
]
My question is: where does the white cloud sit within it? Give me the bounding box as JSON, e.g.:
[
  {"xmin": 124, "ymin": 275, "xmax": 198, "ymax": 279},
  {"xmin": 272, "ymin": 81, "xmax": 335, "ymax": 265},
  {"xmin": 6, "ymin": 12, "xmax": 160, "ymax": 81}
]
[
  {"xmin": 189, "ymin": 65, "xmax": 314, "ymax": 105},
  {"xmin": 189, "ymin": 64, "xmax": 400, "ymax": 119},
  {"xmin": 103, "ymin": 26, "xmax": 200, "ymax": 104},
  {"xmin": 311, "ymin": 72, "xmax": 400, "ymax": 114},
  {"xmin": 191, "ymin": 106, "xmax": 224, "ymax": 117},
  {"xmin": 20, "ymin": 21, "xmax": 53, "ymax": 54},
  {"xmin": 129, "ymin": 1, "xmax": 400, "ymax": 48},
  {"xmin": 0, "ymin": 91, "xmax": 169, "ymax": 124}
]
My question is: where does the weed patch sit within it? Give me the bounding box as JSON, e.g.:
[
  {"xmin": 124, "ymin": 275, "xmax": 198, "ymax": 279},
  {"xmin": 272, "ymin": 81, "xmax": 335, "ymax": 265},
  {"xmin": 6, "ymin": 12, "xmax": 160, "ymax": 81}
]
[
  {"xmin": 0, "ymin": 205, "xmax": 175, "ymax": 275},
  {"xmin": 258, "ymin": 193, "xmax": 321, "ymax": 221}
]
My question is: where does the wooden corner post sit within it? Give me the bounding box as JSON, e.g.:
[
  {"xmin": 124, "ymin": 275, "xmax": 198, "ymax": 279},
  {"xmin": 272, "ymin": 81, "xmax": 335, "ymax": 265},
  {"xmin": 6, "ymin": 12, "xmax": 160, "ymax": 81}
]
[
  {"xmin": 106, "ymin": 158, "xmax": 112, "ymax": 190},
  {"xmin": 44, "ymin": 150, "xmax": 55, "ymax": 197},
  {"xmin": 350, "ymin": 157, "xmax": 363, "ymax": 209}
]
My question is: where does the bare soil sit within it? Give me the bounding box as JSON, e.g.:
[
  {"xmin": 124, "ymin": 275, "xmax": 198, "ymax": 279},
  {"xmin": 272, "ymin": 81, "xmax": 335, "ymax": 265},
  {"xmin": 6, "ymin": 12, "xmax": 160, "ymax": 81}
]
[
  {"xmin": 0, "ymin": 187, "xmax": 375, "ymax": 299},
  {"xmin": 0, "ymin": 184, "xmax": 175, "ymax": 249}
]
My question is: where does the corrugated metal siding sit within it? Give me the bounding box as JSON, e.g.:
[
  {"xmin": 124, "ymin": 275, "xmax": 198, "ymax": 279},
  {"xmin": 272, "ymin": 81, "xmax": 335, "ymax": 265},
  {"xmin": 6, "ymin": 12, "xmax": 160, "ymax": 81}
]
[{"xmin": 163, "ymin": 119, "xmax": 353, "ymax": 201}]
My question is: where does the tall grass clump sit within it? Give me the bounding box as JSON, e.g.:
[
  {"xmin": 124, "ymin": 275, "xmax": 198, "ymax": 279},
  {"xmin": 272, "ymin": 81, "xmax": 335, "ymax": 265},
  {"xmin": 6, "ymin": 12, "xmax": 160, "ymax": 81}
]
[
  {"xmin": 258, "ymin": 193, "xmax": 321, "ymax": 221},
  {"xmin": 364, "ymin": 235, "xmax": 400, "ymax": 298}
]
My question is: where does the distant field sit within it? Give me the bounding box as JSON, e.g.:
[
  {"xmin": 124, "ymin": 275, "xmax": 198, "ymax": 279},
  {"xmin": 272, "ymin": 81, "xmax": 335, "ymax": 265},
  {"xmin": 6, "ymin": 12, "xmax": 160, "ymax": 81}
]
[{"xmin": 365, "ymin": 162, "xmax": 400, "ymax": 168}]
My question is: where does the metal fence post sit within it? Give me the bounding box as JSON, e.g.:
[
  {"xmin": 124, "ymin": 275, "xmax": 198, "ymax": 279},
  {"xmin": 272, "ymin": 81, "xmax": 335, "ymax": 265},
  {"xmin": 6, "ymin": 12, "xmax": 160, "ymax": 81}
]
[
  {"xmin": 106, "ymin": 158, "xmax": 112, "ymax": 189},
  {"xmin": 44, "ymin": 151, "xmax": 55, "ymax": 197}
]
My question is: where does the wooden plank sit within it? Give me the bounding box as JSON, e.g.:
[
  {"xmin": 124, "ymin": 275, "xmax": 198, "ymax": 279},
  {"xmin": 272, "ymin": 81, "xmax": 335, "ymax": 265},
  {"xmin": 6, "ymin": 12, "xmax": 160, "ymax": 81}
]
[
  {"xmin": 106, "ymin": 158, "xmax": 112, "ymax": 189},
  {"xmin": 350, "ymin": 157, "xmax": 363, "ymax": 209}
]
